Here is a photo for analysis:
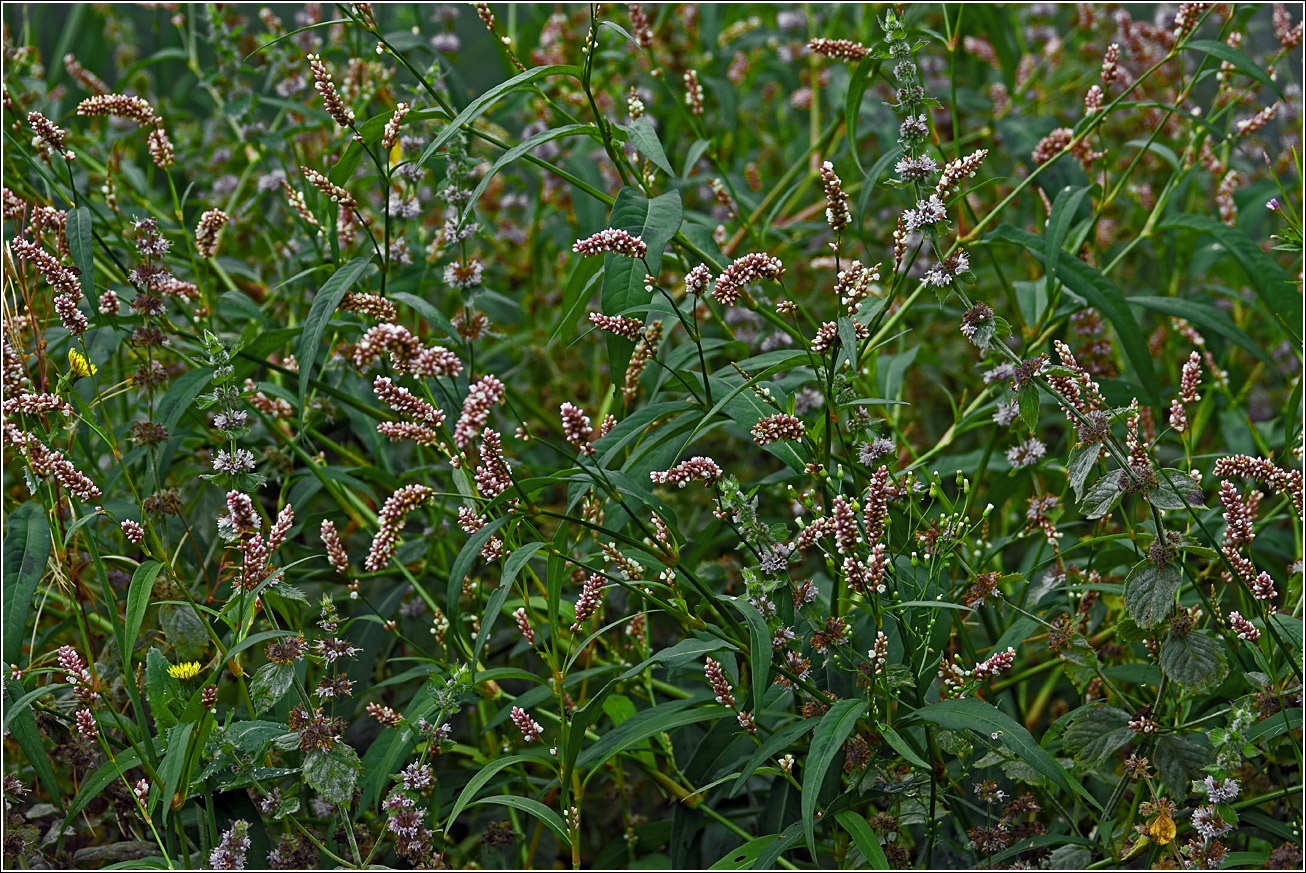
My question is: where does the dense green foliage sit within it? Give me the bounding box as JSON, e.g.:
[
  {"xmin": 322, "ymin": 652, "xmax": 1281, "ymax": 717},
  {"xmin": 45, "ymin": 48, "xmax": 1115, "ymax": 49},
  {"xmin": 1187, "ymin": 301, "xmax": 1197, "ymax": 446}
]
[{"xmin": 2, "ymin": 3, "xmax": 1303, "ymax": 870}]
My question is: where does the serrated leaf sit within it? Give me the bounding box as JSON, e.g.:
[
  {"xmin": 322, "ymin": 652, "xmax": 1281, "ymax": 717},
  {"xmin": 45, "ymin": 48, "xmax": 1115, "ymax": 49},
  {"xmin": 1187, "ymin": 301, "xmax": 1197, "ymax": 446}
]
[
  {"xmin": 1153, "ymin": 468, "xmax": 1207, "ymax": 511},
  {"xmin": 249, "ymin": 662, "xmax": 295, "ymax": 713},
  {"xmin": 1018, "ymin": 383, "xmax": 1039, "ymax": 430},
  {"xmin": 303, "ymin": 741, "xmax": 360, "ymax": 806},
  {"xmin": 1152, "ymin": 733, "xmax": 1209, "ymax": 796},
  {"xmin": 1066, "ymin": 442, "xmax": 1101, "ymax": 501},
  {"xmin": 1160, "ymin": 631, "xmax": 1228, "ymax": 692},
  {"xmin": 1124, "ymin": 560, "xmax": 1182, "ymax": 628},
  {"xmin": 1061, "ymin": 704, "xmax": 1132, "ymax": 768},
  {"xmin": 1081, "ymin": 472, "xmax": 1122, "ymax": 519}
]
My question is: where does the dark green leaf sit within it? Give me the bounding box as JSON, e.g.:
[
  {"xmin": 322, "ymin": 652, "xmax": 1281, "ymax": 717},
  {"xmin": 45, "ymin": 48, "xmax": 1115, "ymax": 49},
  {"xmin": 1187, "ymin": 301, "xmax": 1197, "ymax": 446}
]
[
  {"xmin": 122, "ymin": 561, "xmax": 165, "ymax": 663},
  {"xmin": 1152, "ymin": 733, "xmax": 1208, "ymax": 796},
  {"xmin": 416, "ymin": 65, "xmax": 583, "ymax": 169},
  {"xmin": 1061, "ymin": 704, "xmax": 1132, "ymax": 768},
  {"xmin": 1066, "ymin": 442, "xmax": 1101, "ymax": 501},
  {"xmin": 1160, "ymin": 631, "xmax": 1228, "ymax": 692},
  {"xmin": 1018, "ymin": 383, "xmax": 1039, "ymax": 431},
  {"xmin": 622, "ymin": 116, "xmax": 674, "ymax": 175},
  {"xmin": 158, "ymin": 722, "xmax": 194, "ymax": 824},
  {"xmin": 1081, "ymin": 472, "xmax": 1122, "ymax": 519},
  {"xmin": 835, "ymin": 809, "xmax": 890, "ymax": 870},
  {"xmin": 1124, "ymin": 560, "xmax": 1182, "ymax": 628},
  {"xmin": 802, "ymin": 699, "xmax": 865, "ymax": 855}
]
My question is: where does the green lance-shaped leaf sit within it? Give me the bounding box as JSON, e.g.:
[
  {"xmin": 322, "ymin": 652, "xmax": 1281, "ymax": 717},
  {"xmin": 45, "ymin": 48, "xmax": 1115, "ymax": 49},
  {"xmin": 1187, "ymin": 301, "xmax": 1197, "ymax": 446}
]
[{"xmin": 801, "ymin": 699, "xmax": 866, "ymax": 856}]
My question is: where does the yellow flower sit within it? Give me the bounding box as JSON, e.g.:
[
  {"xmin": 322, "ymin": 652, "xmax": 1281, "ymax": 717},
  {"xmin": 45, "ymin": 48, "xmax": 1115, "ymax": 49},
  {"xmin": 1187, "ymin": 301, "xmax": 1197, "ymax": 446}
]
[
  {"xmin": 388, "ymin": 140, "xmax": 403, "ymax": 167},
  {"xmin": 1145, "ymin": 813, "xmax": 1175, "ymax": 845},
  {"xmin": 167, "ymin": 661, "xmax": 201, "ymax": 681},
  {"xmin": 68, "ymin": 349, "xmax": 97, "ymax": 379}
]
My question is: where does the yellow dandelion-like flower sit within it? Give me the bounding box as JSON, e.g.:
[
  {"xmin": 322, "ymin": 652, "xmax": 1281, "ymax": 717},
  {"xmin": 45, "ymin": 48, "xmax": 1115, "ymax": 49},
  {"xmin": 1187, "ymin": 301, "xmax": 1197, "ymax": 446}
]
[
  {"xmin": 167, "ymin": 661, "xmax": 201, "ymax": 681},
  {"xmin": 68, "ymin": 348, "xmax": 97, "ymax": 379}
]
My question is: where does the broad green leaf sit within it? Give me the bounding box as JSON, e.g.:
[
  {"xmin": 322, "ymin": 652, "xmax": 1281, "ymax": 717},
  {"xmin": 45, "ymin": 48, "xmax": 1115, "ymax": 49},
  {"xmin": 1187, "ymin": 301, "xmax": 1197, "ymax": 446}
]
[
  {"xmin": 295, "ymin": 256, "xmax": 374, "ymax": 415},
  {"xmin": 1123, "ymin": 559, "xmax": 1182, "ymax": 628},
  {"xmin": 122, "ymin": 561, "xmax": 165, "ymax": 664},
  {"xmin": 4, "ymin": 682, "xmax": 63, "ymax": 811},
  {"xmin": 1018, "ymin": 383, "xmax": 1039, "ymax": 431},
  {"xmin": 577, "ymin": 699, "xmax": 727, "ymax": 774},
  {"xmin": 735, "ymin": 600, "xmax": 771, "ymax": 711},
  {"xmin": 1159, "ymin": 631, "xmax": 1228, "ymax": 692},
  {"xmin": 2, "ymin": 502, "xmax": 49, "ymax": 668},
  {"xmin": 834, "ymin": 809, "xmax": 890, "ymax": 870},
  {"xmin": 444, "ymin": 514, "xmax": 512, "ymax": 656},
  {"xmin": 844, "ymin": 59, "xmax": 875, "ymax": 177},
  {"xmin": 156, "ymin": 366, "xmax": 214, "ymax": 434},
  {"xmin": 146, "ymin": 647, "xmax": 179, "ymax": 731},
  {"xmin": 389, "ymin": 290, "xmax": 460, "ymax": 341},
  {"xmin": 1159, "ymin": 214, "xmax": 1300, "ymax": 345},
  {"xmin": 1061, "ymin": 704, "xmax": 1132, "ymax": 768},
  {"xmin": 1066, "ymin": 442, "xmax": 1101, "ymax": 501},
  {"xmin": 909, "ymin": 698, "xmax": 1102, "ymax": 811},
  {"xmin": 460, "ymin": 123, "xmax": 599, "ymax": 225},
  {"xmin": 987, "ymin": 225, "xmax": 1161, "ymax": 408},
  {"xmin": 249, "ymin": 662, "xmax": 295, "ymax": 713},
  {"xmin": 622, "ymin": 116, "xmax": 674, "ymax": 175},
  {"xmin": 1152, "ymin": 732, "xmax": 1209, "ymax": 796},
  {"xmin": 600, "ymin": 188, "xmax": 682, "ymax": 381},
  {"xmin": 801, "ymin": 699, "xmax": 865, "ymax": 856},
  {"xmin": 549, "ymin": 252, "xmax": 604, "ymax": 347},
  {"xmin": 1081, "ymin": 472, "xmax": 1122, "ymax": 519},
  {"xmin": 304, "ymin": 741, "xmax": 361, "ymax": 806},
  {"xmin": 877, "ymin": 722, "xmax": 930, "ymax": 770}
]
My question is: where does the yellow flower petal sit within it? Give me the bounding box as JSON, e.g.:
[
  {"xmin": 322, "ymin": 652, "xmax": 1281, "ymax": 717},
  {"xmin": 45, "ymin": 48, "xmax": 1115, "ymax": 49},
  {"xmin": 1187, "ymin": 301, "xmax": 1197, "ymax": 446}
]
[
  {"xmin": 68, "ymin": 349, "xmax": 97, "ymax": 379},
  {"xmin": 1146, "ymin": 813, "xmax": 1175, "ymax": 845},
  {"xmin": 167, "ymin": 661, "xmax": 201, "ymax": 681}
]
